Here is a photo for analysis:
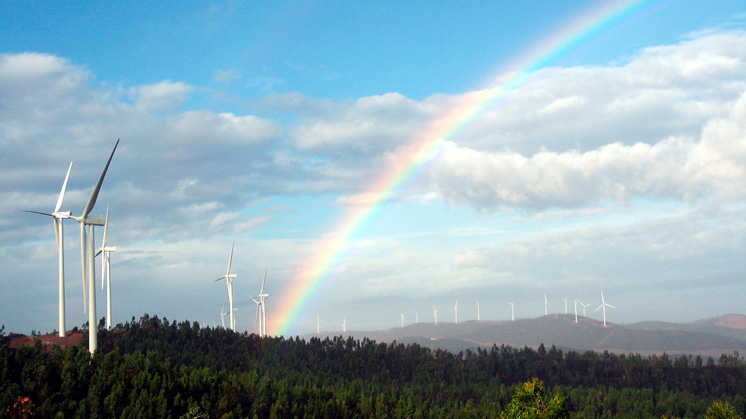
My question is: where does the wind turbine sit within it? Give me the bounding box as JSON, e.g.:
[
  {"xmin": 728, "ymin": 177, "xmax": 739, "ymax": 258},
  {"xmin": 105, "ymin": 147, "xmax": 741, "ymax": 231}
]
[
  {"xmin": 594, "ymin": 291, "xmax": 616, "ymax": 327},
  {"xmin": 218, "ymin": 302, "xmax": 228, "ymax": 328},
  {"xmin": 454, "ymin": 300, "xmax": 458, "ymax": 324},
  {"xmin": 573, "ymin": 299, "xmax": 578, "ymax": 323},
  {"xmin": 342, "ymin": 317, "xmax": 346, "ymax": 333},
  {"xmin": 214, "ymin": 242, "xmax": 237, "ymax": 331},
  {"xmin": 510, "ymin": 302, "xmax": 514, "ymax": 322},
  {"xmin": 476, "ymin": 300, "xmax": 480, "ymax": 322},
  {"xmin": 400, "ymin": 313, "xmax": 404, "ymax": 328},
  {"xmin": 579, "ymin": 301, "xmax": 592, "ymax": 317},
  {"xmin": 415, "ymin": 311, "xmax": 418, "ymax": 324},
  {"xmin": 250, "ymin": 268, "xmax": 271, "ymax": 337},
  {"xmin": 433, "ymin": 306, "xmax": 438, "ymax": 326},
  {"xmin": 563, "ymin": 297, "xmax": 568, "ymax": 314},
  {"xmin": 71, "ymin": 139, "xmax": 120, "ymax": 354},
  {"xmin": 24, "ymin": 161, "xmax": 73, "ymax": 337},
  {"xmin": 544, "ymin": 295, "xmax": 548, "ymax": 316},
  {"xmin": 97, "ymin": 204, "xmax": 116, "ymax": 330}
]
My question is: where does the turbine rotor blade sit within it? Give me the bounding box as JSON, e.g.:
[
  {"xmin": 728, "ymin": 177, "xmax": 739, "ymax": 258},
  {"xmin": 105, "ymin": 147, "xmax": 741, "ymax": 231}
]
[
  {"xmin": 226, "ymin": 241, "xmax": 234, "ymax": 275},
  {"xmin": 101, "ymin": 203, "xmax": 110, "ymax": 248},
  {"xmin": 260, "ymin": 268, "xmax": 267, "ymax": 294},
  {"xmin": 80, "ymin": 223, "xmax": 87, "ymax": 313},
  {"xmin": 24, "ymin": 210, "xmax": 54, "ymax": 217},
  {"xmin": 82, "ymin": 139, "xmax": 119, "ymax": 219},
  {"xmin": 55, "ymin": 161, "xmax": 73, "ymax": 213}
]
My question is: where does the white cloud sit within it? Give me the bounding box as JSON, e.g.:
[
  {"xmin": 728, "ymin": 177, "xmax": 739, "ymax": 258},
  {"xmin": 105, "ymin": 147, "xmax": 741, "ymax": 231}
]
[{"xmin": 132, "ymin": 80, "xmax": 193, "ymax": 112}]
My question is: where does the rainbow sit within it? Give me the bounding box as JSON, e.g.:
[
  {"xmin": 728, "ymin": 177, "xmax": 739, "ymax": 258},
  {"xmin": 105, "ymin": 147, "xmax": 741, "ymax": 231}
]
[{"xmin": 271, "ymin": 0, "xmax": 657, "ymax": 336}]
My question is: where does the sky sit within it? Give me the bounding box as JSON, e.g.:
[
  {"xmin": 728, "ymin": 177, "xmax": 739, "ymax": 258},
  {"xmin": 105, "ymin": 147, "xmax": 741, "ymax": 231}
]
[{"xmin": 2, "ymin": 0, "xmax": 746, "ymax": 337}]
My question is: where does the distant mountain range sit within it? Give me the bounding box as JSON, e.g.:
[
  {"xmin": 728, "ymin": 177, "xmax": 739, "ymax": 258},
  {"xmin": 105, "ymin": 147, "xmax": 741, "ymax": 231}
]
[{"xmin": 308, "ymin": 314, "xmax": 746, "ymax": 357}]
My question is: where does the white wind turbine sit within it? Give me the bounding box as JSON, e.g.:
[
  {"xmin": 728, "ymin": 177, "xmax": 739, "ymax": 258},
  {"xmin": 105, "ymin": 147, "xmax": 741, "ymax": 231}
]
[
  {"xmin": 573, "ymin": 299, "xmax": 579, "ymax": 323},
  {"xmin": 71, "ymin": 139, "xmax": 120, "ymax": 354},
  {"xmin": 98, "ymin": 204, "xmax": 116, "ymax": 330},
  {"xmin": 510, "ymin": 302, "xmax": 514, "ymax": 322},
  {"xmin": 476, "ymin": 300, "xmax": 480, "ymax": 322},
  {"xmin": 579, "ymin": 301, "xmax": 592, "ymax": 317},
  {"xmin": 342, "ymin": 317, "xmax": 346, "ymax": 333},
  {"xmin": 214, "ymin": 242, "xmax": 237, "ymax": 331},
  {"xmin": 544, "ymin": 295, "xmax": 548, "ymax": 316},
  {"xmin": 433, "ymin": 306, "xmax": 438, "ymax": 325},
  {"xmin": 400, "ymin": 313, "xmax": 404, "ymax": 328},
  {"xmin": 415, "ymin": 311, "xmax": 418, "ymax": 324},
  {"xmin": 250, "ymin": 268, "xmax": 271, "ymax": 337},
  {"xmin": 454, "ymin": 300, "xmax": 458, "ymax": 324},
  {"xmin": 563, "ymin": 297, "xmax": 568, "ymax": 314},
  {"xmin": 218, "ymin": 302, "xmax": 228, "ymax": 328},
  {"xmin": 594, "ymin": 291, "xmax": 616, "ymax": 327},
  {"xmin": 24, "ymin": 161, "xmax": 73, "ymax": 337}
]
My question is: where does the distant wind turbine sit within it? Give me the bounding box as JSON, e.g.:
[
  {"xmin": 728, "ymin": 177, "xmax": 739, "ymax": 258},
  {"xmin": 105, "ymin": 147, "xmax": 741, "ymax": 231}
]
[
  {"xmin": 454, "ymin": 300, "xmax": 458, "ymax": 324},
  {"xmin": 214, "ymin": 242, "xmax": 237, "ymax": 331},
  {"xmin": 400, "ymin": 313, "xmax": 404, "ymax": 328},
  {"xmin": 563, "ymin": 297, "xmax": 568, "ymax": 314},
  {"xmin": 433, "ymin": 306, "xmax": 438, "ymax": 326},
  {"xmin": 573, "ymin": 299, "xmax": 578, "ymax": 323},
  {"xmin": 579, "ymin": 300, "xmax": 592, "ymax": 317},
  {"xmin": 476, "ymin": 300, "xmax": 480, "ymax": 322},
  {"xmin": 250, "ymin": 268, "xmax": 271, "ymax": 337},
  {"xmin": 98, "ymin": 204, "xmax": 116, "ymax": 330},
  {"xmin": 594, "ymin": 291, "xmax": 616, "ymax": 327},
  {"xmin": 415, "ymin": 311, "xmax": 418, "ymax": 324},
  {"xmin": 510, "ymin": 302, "xmax": 514, "ymax": 322},
  {"xmin": 218, "ymin": 302, "xmax": 227, "ymax": 328},
  {"xmin": 342, "ymin": 317, "xmax": 346, "ymax": 333},
  {"xmin": 24, "ymin": 161, "xmax": 73, "ymax": 338},
  {"xmin": 544, "ymin": 295, "xmax": 548, "ymax": 316}
]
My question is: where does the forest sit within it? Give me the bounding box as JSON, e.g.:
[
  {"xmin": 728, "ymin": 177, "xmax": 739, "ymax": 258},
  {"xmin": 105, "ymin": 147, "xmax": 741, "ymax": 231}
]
[{"xmin": 1, "ymin": 315, "xmax": 745, "ymax": 418}]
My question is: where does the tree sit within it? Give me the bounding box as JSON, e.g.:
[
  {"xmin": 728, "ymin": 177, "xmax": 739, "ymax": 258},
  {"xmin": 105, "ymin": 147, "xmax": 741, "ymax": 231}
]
[
  {"xmin": 704, "ymin": 401, "xmax": 742, "ymax": 419},
  {"xmin": 499, "ymin": 378, "xmax": 569, "ymax": 419}
]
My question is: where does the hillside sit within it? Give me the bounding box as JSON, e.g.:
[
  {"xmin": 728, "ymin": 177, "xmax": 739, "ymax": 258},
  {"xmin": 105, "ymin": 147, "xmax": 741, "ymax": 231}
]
[{"xmin": 310, "ymin": 314, "xmax": 746, "ymax": 356}]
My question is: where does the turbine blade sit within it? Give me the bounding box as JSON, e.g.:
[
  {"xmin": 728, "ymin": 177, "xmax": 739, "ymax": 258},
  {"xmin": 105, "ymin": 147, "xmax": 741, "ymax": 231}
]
[
  {"xmin": 55, "ymin": 161, "xmax": 73, "ymax": 213},
  {"xmin": 594, "ymin": 305, "xmax": 602, "ymax": 312},
  {"xmin": 226, "ymin": 241, "xmax": 234, "ymax": 275},
  {"xmin": 214, "ymin": 276, "xmax": 226, "ymax": 282},
  {"xmin": 260, "ymin": 268, "xmax": 267, "ymax": 294},
  {"xmin": 24, "ymin": 210, "xmax": 54, "ymax": 217},
  {"xmin": 82, "ymin": 139, "xmax": 119, "ymax": 218},
  {"xmin": 101, "ymin": 203, "xmax": 110, "ymax": 248},
  {"xmin": 607, "ymin": 304, "xmax": 616, "ymax": 309}
]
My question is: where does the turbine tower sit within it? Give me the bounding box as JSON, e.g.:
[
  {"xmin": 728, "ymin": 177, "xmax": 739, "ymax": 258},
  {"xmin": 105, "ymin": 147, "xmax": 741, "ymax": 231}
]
[
  {"xmin": 400, "ymin": 313, "xmax": 404, "ymax": 328},
  {"xmin": 71, "ymin": 139, "xmax": 120, "ymax": 354},
  {"xmin": 476, "ymin": 300, "xmax": 480, "ymax": 322},
  {"xmin": 24, "ymin": 161, "xmax": 73, "ymax": 337},
  {"xmin": 433, "ymin": 306, "xmax": 438, "ymax": 326},
  {"xmin": 214, "ymin": 242, "xmax": 237, "ymax": 331},
  {"xmin": 579, "ymin": 301, "xmax": 591, "ymax": 316},
  {"xmin": 342, "ymin": 317, "xmax": 346, "ymax": 333},
  {"xmin": 594, "ymin": 291, "xmax": 616, "ymax": 327},
  {"xmin": 415, "ymin": 311, "xmax": 418, "ymax": 324},
  {"xmin": 510, "ymin": 302, "xmax": 514, "ymax": 322},
  {"xmin": 563, "ymin": 297, "xmax": 568, "ymax": 314},
  {"xmin": 98, "ymin": 204, "xmax": 116, "ymax": 330},
  {"xmin": 454, "ymin": 300, "xmax": 458, "ymax": 324}
]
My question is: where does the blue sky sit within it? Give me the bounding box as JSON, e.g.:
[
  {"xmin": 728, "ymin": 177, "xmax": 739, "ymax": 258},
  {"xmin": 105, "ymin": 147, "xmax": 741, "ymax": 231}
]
[{"xmin": 2, "ymin": 0, "xmax": 746, "ymax": 336}]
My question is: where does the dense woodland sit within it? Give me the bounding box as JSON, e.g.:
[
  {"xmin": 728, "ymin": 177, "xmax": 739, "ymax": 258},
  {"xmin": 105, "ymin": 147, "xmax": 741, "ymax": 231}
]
[{"xmin": 2, "ymin": 315, "xmax": 745, "ymax": 418}]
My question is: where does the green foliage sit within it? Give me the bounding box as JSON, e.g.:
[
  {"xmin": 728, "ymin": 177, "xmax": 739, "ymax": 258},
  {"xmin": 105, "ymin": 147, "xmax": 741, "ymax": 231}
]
[
  {"xmin": 705, "ymin": 401, "xmax": 742, "ymax": 419},
  {"xmin": 500, "ymin": 378, "xmax": 569, "ymax": 419},
  {"xmin": 0, "ymin": 315, "xmax": 744, "ymax": 418}
]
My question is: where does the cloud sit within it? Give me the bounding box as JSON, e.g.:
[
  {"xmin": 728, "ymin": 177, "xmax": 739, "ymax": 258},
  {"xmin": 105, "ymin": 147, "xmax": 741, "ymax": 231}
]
[{"xmin": 132, "ymin": 80, "xmax": 194, "ymax": 112}]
